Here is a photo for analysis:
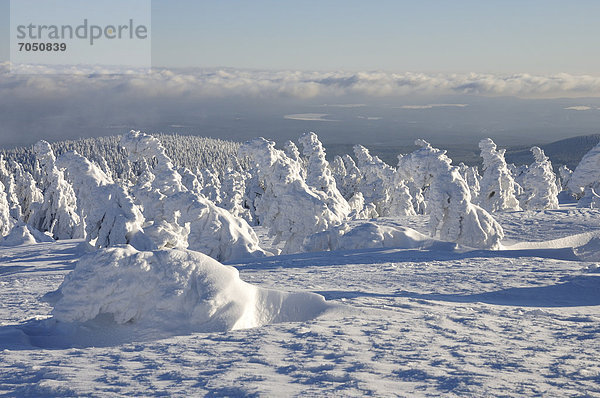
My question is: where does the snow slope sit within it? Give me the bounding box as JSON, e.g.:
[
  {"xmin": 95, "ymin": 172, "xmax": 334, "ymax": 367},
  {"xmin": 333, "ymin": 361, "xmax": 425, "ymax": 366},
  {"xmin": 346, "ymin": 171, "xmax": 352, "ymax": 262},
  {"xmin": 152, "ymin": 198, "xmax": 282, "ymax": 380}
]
[{"xmin": 1, "ymin": 209, "xmax": 600, "ymax": 396}]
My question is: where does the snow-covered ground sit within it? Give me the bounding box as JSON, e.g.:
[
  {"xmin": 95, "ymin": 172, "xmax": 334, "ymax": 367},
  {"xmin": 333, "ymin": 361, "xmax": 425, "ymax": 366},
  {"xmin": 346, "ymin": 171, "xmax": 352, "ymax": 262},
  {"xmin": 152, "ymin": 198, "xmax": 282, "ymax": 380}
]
[{"xmin": 1, "ymin": 209, "xmax": 600, "ymax": 396}]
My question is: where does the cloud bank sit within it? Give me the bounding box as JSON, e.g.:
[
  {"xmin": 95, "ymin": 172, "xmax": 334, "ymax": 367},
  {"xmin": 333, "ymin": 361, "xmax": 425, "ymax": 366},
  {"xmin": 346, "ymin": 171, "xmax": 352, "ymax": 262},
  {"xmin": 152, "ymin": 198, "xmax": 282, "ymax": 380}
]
[{"xmin": 3, "ymin": 63, "xmax": 600, "ymax": 99}]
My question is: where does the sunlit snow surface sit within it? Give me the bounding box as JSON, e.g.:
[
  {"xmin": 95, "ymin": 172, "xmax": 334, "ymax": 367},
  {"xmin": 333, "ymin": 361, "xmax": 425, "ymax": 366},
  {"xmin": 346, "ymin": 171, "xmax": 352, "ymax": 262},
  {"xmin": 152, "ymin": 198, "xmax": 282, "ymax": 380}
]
[{"xmin": 1, "ymin": 208, "xmax": 600, "ymax": 396}]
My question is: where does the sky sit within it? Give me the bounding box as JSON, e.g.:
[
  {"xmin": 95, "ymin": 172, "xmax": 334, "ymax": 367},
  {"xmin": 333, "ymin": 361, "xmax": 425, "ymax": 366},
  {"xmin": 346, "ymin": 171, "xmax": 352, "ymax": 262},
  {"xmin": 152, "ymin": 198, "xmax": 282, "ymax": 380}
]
[
  {"xmin": 1, "ymin": 0, "xmax": 600, "ymax": 151},
  {"xmin": 1, "ymin": 0, "xmax": 600, "ymax": 74}
]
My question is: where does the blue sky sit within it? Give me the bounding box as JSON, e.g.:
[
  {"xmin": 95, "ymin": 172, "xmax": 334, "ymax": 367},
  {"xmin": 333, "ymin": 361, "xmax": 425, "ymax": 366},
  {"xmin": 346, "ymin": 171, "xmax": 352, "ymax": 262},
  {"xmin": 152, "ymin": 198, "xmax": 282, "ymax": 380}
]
[{"xmin": 1, "ymin": 0, "xmax": 600, "ymax": 74}]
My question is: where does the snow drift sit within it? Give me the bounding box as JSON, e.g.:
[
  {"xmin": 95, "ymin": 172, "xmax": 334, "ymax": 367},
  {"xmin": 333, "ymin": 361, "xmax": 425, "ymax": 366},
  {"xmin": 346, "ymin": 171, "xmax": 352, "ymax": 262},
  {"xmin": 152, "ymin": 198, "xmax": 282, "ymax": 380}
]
[
  {"xmin": 304, "ymin": 222, "xmax": 456, "ymax": 252},
  {"xmin": 50, "ymin": 246, "xmax": 329, "ymax": 332}
]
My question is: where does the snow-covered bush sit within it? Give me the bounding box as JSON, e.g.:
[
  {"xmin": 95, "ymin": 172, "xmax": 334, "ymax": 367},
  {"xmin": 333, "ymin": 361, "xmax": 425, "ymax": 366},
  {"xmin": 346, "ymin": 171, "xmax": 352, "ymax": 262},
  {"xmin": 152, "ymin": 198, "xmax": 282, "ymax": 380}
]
[
  {"xmin": 121, "ymin": 131, "xmax": 266, "ymax": 261},
  {"xmin": 397, "ymin": 139, "xmax": 504, "ymax": 249},
  {"xmin": 347, "ymin": 192, "xmax": 378, "ymax": 219},
  {"xmin": 31, "ymin": 141, "xmax": 83, "ymax": 240},
  {"xmin": 478, "ymin": 138, "xmax": 521, "ymax": 212},
  {"xmin": 519, "ymin": 147, "xmax": 559, "ymax": 210},
  {"xmin": 239, "ymin": 137, "xmax": 344, "ymax": 254},
  {"xmin": 56, "ymin": 151, "xmax": 155, "ymax": 250},
  {"xmin": 50, "ymin": 246, "xmax": 328, "ymax": 331}
]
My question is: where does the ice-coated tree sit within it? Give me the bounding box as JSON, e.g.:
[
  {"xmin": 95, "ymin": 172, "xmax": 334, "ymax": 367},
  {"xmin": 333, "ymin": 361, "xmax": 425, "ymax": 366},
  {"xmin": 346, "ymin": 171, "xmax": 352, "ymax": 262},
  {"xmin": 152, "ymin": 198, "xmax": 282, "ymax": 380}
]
[
  {"xmin": 0, "ymin": 156, "xmax": 21, "ymax": 220},
  {"xmin": 122, "ymin": 131, "xmax": 266, "ymax": 261},
  {"xmin": 239, "ymin": 137, "xmax": 344, "ymax": 254},
  {"xmin": 56, "ymin": 151, "xmax": 155, "ymax": 250},
  {"xmin": 354, "ymin": 145, "xmax": 414, "ymax": 217},
  {"xmin": 31, "ymin": 140, "xmax": 83, "ymax": 240},
  {"xmin": 12, "ymin": 161, "xmax": 43, "ymax": 224},
  {"xmin": 220, "ymin": 169, "xmax": 253, "ymax": 223},
  {"xmin": 0, "ymin": 181, "xmax": 12, "ymax": 237},
  {"xmin": 397, "ymin": 139, "xmax": 504, "ymax": 249},
  {"xmin": 200, "ymin": 167, "xmax": 222, "ymax": 204},
  {"xmin": 478, "ymin": 138, "xmax": 521, "ymax": 212},
  {"xmin": 519, "ymin": 147, "xmax": 559, "ymax": 210},
  {"xmin": 347, "ymin": 192, "xmax": 379, "ymax": 219},
  {"xmin": 458, "ymin": 163, "xmax": 481, "ymax": 201},
  {"xmin": 330, "ymin": 156, "xmax": 347, "ymax": 196},
  {"xmin": 568, "ymin": 141, "xmax": 600, "ymax": 200},
  {"xmin": 558, "ymin": 165, "xmax": 573, "ymax": 192},
  {"xmin": 298, "ymin": 132, "xmax": 351, "ymax": 219},
  {"xmin": 341, "ymin": 154, "xmax": 361, "ymax": 201},
  {"xmin": 179, "ymin": 167, "xmax": 203, "ymax": 196}
]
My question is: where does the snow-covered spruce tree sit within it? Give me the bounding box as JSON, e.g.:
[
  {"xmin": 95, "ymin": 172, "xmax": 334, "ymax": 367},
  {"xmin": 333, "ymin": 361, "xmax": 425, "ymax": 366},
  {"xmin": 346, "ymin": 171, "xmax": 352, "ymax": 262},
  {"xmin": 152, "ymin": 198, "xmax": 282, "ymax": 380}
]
[
  {"xmin": 31, "ymin": 141, "xmax": 83, "ymax": 240},
  {"xmin": 478, "ymin": 138, "xmax": 521, "ymax": 212},
  {"xmin": 178, "ymin": 167, "xmax": 203, "ymax": 196},
  {"xmin": 121, "ymin": 131, "xmax": 266, "ymax": 261},
  {"xmin": 239, "ymin": 137, "xmax": 344, "ymax": 254},
  {"xmin": 397, "ymin": 139, "xmax": 504, "ymax": 249},
  {"xmin": 354, "ymin": 145, "xmax": 414, "ymax": 217},
  {"xmin": 567, "ymin": 141, "xmax": 600, "ymax": 201},
  {"xmin": 220, "ymin": 169, "xmax": 253, "ymax": 223},
  {"xmin": 298, "ymin": 132, "xmax": 351, "ymax": 219},
  {"xmin": 56, "ymin": 151, "xmax": 155, "ymax": 250},
  {"xmin": 558, "ymin": 165, "xmax": 573, "ymax": 192},
  {"xmin": 341, "ymin": 154, "xmax": 361, "ymax": 201},
  {"xmin": 330, "ymin": 156, "xmax": 347, "ymax": 196},
  {"xmin": 12, "ymin": 161, "xmax": 43, "ymax": 224},
  {"xmin": 519, "ymin": 147, "xmax": 559, "ymax": 210},
  {"xmin": 0, "ymin": 157, "xmax": 21, "ymax": 220},
  {"xmin": 200, "ymin": 167, "xmax": 222, "ymax": 204},
  {"xmin": 0, "ymin": 181, "xmax": 12, "ymax": 237},
  {"xmin": 458, "ymin": 163, "xmax": 481, "ymax": 201},
  {"xmin": 347, "ymin": 192, "xmax": 379, "ymax": 219}
]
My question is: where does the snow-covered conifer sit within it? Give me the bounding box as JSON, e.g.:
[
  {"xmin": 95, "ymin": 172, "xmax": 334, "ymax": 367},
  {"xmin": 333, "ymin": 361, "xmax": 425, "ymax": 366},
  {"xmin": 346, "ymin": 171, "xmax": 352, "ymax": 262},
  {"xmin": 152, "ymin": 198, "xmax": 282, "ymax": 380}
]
[
  {"xmin": 397, "ymin": 139, "xmax": 504, "ymax": 249},
  {"xmin": 558, "ymin": 165, "xmax": 573, "ymax": 191},
  {"xmin": 122, "ymin": 131, "xmax": 266, "ymax": 261},
  {"xmin": 56, "ymin": 151, "xmax": 155, "ymax": 250},
  {"xmin": 239, "ymin": 137, "xmax": 343, "ymax": 254},
  {"xmin": 478, "ymin": 138, "xmax": 521, "ymax": 212},
  {"xmin": 355, "ymin": 145, "xmax": 414, "ymax": 216},
  {"xmin": 568, "ymin": 141, "xmax": 600, "ymax": 200},
  {"xmin": 298, "ymin": 132, "xmax": 351, "ymax": 219},
  {"xmin": 12, "ymin": 161, "xmax": 43, "ymax": 224},
  {"xmin": 31, "ymin": 141, "xmax": 83, "ymax": 240},
  {"xmin": 519, "ymin": 147, "xmax": 559, "ymax": 210},
  {"xmin": 200, "ymin": 167, "xmax": 222, "ymax": 204}
]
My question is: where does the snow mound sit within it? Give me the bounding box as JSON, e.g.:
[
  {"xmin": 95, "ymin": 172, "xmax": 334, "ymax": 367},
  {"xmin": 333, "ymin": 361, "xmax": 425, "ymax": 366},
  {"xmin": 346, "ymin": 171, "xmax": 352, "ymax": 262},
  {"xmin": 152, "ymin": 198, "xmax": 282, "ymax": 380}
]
[
  {"xmin": 50, "ymin": 246, "xmax": 328, "ymax": 332},
  {"xmin": 1, "ymin": 224, "xmax": 53, "ymax": 246},
  {"xmin": 304, "ymin": 222, "xmax": 457, "ymax": 252}
]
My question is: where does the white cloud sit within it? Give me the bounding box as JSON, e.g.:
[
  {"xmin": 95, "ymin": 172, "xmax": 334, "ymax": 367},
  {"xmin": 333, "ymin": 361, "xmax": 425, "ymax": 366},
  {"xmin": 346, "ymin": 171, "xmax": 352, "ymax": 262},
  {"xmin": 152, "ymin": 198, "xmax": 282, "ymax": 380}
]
[
  {"xmin": 3, "ymin": 62, "xmax": 600, "ymax": 99},
  {"xmin": 283, "ymin": 113, "xmax": 338, "ymax": 121}
]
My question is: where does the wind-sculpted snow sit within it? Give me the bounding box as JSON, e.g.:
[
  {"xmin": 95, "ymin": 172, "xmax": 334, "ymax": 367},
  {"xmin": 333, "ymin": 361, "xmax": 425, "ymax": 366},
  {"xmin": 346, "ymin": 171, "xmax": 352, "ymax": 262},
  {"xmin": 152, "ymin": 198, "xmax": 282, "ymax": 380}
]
[
  {"xmin": 478, "ymin": 138, "xmax": 521, "ymax": 212},
  {"xmin": 398, "ymin": 139, "xmax": 504, "ymax": 249},
  {"xmin": 568, "ymin": 141, "xmax": 600, "ymax": 199},
  {"xmin": 50, "ymin": 246, "xmax": 329, "ymax": 332},
  {"xmin": 55, "ymin": 151, "xmax": 155, "ymax": 250},
  {"xmin": 121, "ymin": 131, "xmax": 267, "ymax": 261},
  {"xmin": 240, "ymin": 137, "xmax": 344, "ymax": 254},
  {"xmin": 304, "ymin": 221, "xmax": 456, "ymax": 252}
]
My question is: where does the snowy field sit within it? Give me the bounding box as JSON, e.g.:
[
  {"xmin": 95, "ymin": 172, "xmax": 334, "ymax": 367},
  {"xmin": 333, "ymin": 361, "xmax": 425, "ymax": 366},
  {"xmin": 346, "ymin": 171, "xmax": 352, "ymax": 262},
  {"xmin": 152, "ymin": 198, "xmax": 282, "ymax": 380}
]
[{"xmin": 1, "ymin": 209, "xmax": 600, "ymax": 397}]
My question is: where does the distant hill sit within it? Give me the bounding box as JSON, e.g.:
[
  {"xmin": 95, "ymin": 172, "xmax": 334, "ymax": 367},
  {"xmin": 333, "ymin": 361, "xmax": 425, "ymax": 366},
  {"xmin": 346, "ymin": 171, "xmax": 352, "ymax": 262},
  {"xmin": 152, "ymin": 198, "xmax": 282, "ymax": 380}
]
[{"xmin": 505, "ymin": 134, "xmax": 600, "ymax": 170}]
